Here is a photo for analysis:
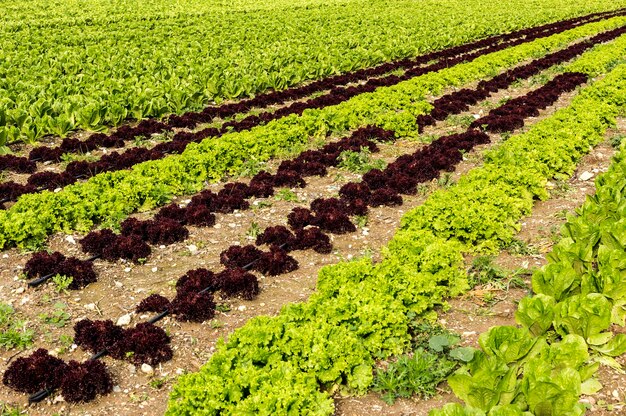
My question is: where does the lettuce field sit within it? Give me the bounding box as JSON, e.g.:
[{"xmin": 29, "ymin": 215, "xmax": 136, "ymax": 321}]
[{"xmin": 1, "ymin": 0, "xmax": 626, "ymax": 414}]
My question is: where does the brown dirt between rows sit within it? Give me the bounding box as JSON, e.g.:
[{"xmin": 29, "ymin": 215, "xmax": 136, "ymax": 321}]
[{"xmin": 0, "ymin": 69, "xmax": 622, "ymax": 416}]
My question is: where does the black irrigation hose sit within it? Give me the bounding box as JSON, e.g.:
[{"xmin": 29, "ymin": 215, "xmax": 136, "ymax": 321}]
[
  {"xmin": 27, "ymin": 255, "xmax": 101, "ymax": 287},
  {"xmin": 28, "ymin": 242, "xmax": 288, "ymax": 403},
  {"xmin": 29, "ymin": 388, "xmax": 51, "ymax": 403}
]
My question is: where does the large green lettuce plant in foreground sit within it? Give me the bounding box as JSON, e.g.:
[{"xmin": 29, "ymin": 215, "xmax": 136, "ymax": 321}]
[{"xmin": 431, "ymin": 93, "xmax": 626, "ymax": 416}]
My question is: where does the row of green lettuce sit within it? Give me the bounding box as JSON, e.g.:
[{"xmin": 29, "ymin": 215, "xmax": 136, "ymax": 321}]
[
  {"xmin": 3, "ymin": 18, "xmax": 626, "ymax": 250},
  {"xmin": 430, "ymin": 141, "xmax": 626, "ymax": 416},
  {"xmin": 3, "ymin": 0, "xmax": 626, "ymax": 144},
  {"xmin": 163, "ymin": 44, "xmax": 626, "ymax": 416}
]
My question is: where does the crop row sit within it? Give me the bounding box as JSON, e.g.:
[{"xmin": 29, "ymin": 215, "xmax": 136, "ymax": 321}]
[
  {"xmin": 33, "ymin": 9, "xmax": 609, "ymax": 153},
  {"xmin": 431, "ymin": 142, "xmax": 626, "ymax": 416},
  {"xmin": 416, "ymin": 25, "xmax": 626, "ymax": 133},
  {"xmin": 2, "ymin": 12, "xmax": 622, "ymax": 207},
  {"xmin": 163, "ymin": 50, "xmax": 626, "ymax": 414},
  {"xmin": 3, "ymin": 57, "xmax": 587, "ymax": 404},
  {"xmin": 6, "ymin": 14, "xmax": 624, "ymax": 412},
  {"xmin": 21, "ymin": 126, "xmax": 394, "ymax": 288},
  {"xmin": 2, "ymin": 17, "xmax": 625, "ymax": 249},
  {"xmin": 19, "ymin": 57, "xmax": 598, "ymax": 291},
  {"xmin": 3, "ymin": 0, "xmax": 625, "ymax": 143}
]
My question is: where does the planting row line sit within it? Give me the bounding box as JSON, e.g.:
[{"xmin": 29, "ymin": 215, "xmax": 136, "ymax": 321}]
[
  {"xmin": 4, "ymin": 1, "xmax": 626, "ymax": 143},
  {"xmin": 21, "ymin": 126, "xmax": 394, "ymax": 288},
  {"xmin": 2, "ymin": 4, "xmax": 622, "ymax": 171},
  {"xmin": 1, "ymin": 17, "xmax": 625, "ymax": 249},
  {"xmin": 431, "ymin": 142, "xmax": 626, "ymax": 416},
  {"xmin": 7, "ymin": 56, "xmax": 593, "ymax": 405},
  {"xmin": 416, "ymin": 26, "xmax": 626, "ymax": 133},
  {"xmin": 2, "ymin": 14, "xmax": 623, "ymax": 207},
  {"xmin": 162, "ymin": 57, "xmax": 626, "ymax": 414},
  {"xmin": 21, "ymin": 61, "xmax": 592, "ymax": 290}
]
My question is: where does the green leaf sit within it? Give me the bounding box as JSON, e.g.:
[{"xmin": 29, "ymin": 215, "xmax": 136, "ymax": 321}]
[
  {"xmin": 429, "ymin": 403, "xmax": 486, "ymax": 416},
  {"xmin": 428, "ymin": 403, "xmax": 486, "ymax": 416},
  {"xmin": 580, "ymin": 378, "xmax": 602, "ymax": 395},
  {"xmin": 531, "ymin": 262, "xmax": 580, "ymax": 301},
  {"xmin": 429, "ymin": 333, "xmax": 461, "ymax": 352},
  {"xmin": 591, "ymin": 333, "xmax": 626, "ymax": 357},
  {"xmin": 450, "ymin": 347, "xmax": 477, "ymax": 363},
  {"xmin": 554, "ymin": 293, "xmax": 612, "ymax": 339},
  {"xmin": 515, "ymin": 294, "xmax": 556, "ymax": 336},
  {"xmin": 478, "ymin": 326, "xmax": 537, "ymax": 364},
  {"xmin": 488, "ymin": 405, "xmax": 530, "ymax": 416},
  {"xmin": 586, "ymin": 332, "xmax": 613, "ymax": 346},
  {"xmin": 548, "ymin": 334, "xmax": 589, "ymax": 370}
]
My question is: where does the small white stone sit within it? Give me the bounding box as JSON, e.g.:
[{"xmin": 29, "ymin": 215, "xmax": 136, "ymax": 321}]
[
  {"xmin": 259, "ymin": 303, "xmax": 265, "ymax": 307},
  {"xmin": 187, "ymin": 244, "xmax": 198, "ymax": 255},
  {"xmin": 128, "ymin": 364, "xmax": 136, "ymax": 374},
  {"xmin": 228, "ymin": 223, "xmax": 237, "ymax": 228},
  {"xmin": 581, "ymin": 396, "xmax": 596, "ymax": 405},
  {"xmin": 53, "ymin": 394, "xmax": 65, "ymax": 403},
  {"xmin": 14, "ymin": 287, "xmax": 24, "ymax": 294},
  {"xmin": 2, "ymin": 254, "xmax": 8, "ymax": 258},
  {"xmin": 176, "ymin": 368, "xmax": 185, "ymax": 375},
  {"xmin": 124, "ymin": 267, "xmax": 132, "ymax": 273},
  {"xmin": 141, "ymin": 363, "xmax": 154, "ymax": 374},
  {"xmin": 84, "ymin": 303, "xmax": 96, "ymax": 311},
  {"xmin": 578, "ymin": 171, "xmax": 594, "ymax": 181},
  {"xmin": 151, "ymin": 267, "xmax": 158, "ymax": 273},
  {"xmin": 238, "ymin": 305, "xmax": 247, "ymax": 312},
  {"xmin": 613, "ymin": 389, "xmax": 621, "ymax": 399},
  {"xmin": 472, "ymin": 114, "xmax": 480, "ymax": 119},
  {"xmin": 214, "ymin": 224, "xmax": 222, "ymax": 229},
  {"xmin": 117, "ymin": 313, "xmax": 132, "ymax": 326},
  {"xmin": 462, "ymin": 331, "xmax": 477, "ymax": 337},
  {"xmin": 159, "ymin": 245, "xmax": 166, "ymax": 249},
  {"xmin": 115, "ymin": 281, "xmax": 123, "ymax": 288},
  {"xmin": 69, "ymin": 344, "xmax": 77, "ymax": 352},
  {"xmin": 53, "ymin": 187, "xmax": 62, "ymax": 193},
  {"xmin": 20, "ymin": 296, "xmax": 29, "ymax": 305},
  {"xmin": 113, "ymin": 385, "xmax": 122, "ymax": 393},
  {"xmin": 65, "ymin": 235, "xmax": 76, "ymax": 244}
]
